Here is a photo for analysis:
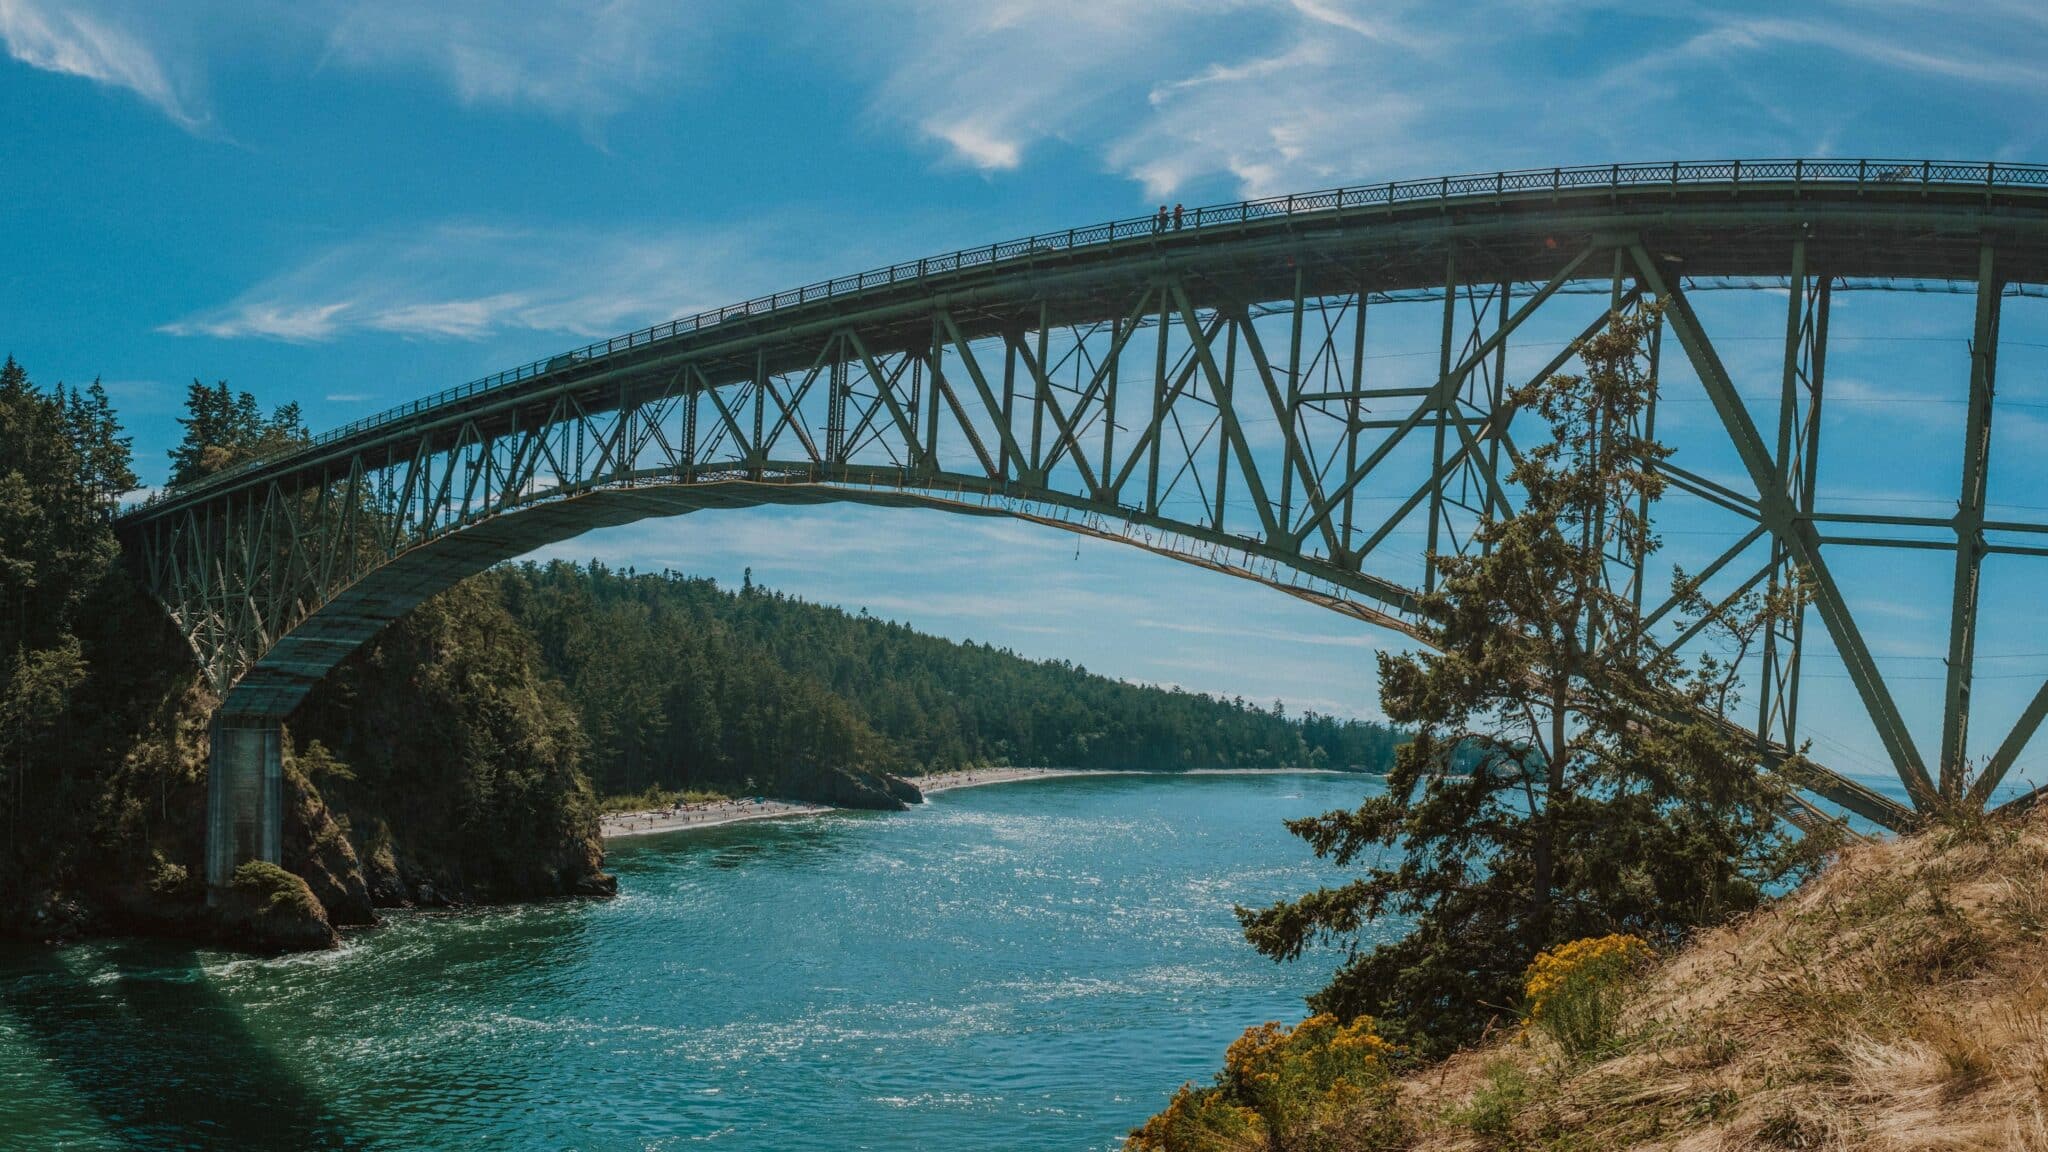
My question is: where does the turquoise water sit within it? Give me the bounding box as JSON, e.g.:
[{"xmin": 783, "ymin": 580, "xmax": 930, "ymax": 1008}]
[{"xmin": 0, "ymin": 771, "xmax": 1390, "ymax": 1150}]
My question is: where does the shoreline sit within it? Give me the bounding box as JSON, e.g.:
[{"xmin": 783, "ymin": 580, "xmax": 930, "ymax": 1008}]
[
  {"xmin": 599, "ymin": 766, "xmax": 1357, "ymax": 841},
  {"xmin": 601, "ymin": 797, "xmax": 833, "ymax": 840}
]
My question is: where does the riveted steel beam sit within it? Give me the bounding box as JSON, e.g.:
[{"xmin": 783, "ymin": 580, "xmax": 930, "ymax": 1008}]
[
  {"xmin": 1633, "ymin": 245, "xmax": 1938, "ymax": 810},
  {"xmin": 1940, "ymin": 244, "xmax": 2001, "ymax": 800},
  {"xmin": 124, "ymin": 167, "xmax": 2048, "ymax": 886}
]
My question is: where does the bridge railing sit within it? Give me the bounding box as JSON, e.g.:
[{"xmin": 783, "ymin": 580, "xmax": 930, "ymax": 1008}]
[{"xmin": 130, "ymin": 157, "xmax": 2048, "ymax": 515}]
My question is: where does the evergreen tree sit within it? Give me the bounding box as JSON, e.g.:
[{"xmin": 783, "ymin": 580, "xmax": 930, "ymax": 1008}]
[
  {"xmin": 493, "ymin": 560, "xmax": 1401, "ymax": 799},
  {"xmin": 0, "ymin": 357, "xmax": 128, "ymax": 865},
  {"xmin": 1237, "ymin": 307, "xmax": 1833, "ymax": 1056},
  {"xmin": 63, "ymin": 379, "xmax": 137, "ymax": 509},
  {"xmin": 169, "ymin": 379, "xmax": 307, "ymax": 484}
]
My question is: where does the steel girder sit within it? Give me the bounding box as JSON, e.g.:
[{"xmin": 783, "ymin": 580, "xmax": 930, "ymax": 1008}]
[{"xmin": 119, "ymin": 163, "xmax": 2048, "ymax": 848}]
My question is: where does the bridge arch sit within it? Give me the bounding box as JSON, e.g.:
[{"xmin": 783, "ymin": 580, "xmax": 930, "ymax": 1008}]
[
  {"xmin": 215, "ymin": 480, "xmax": 1422, "ymax": 723},
  {"xmin": 119, "ymin": 160, "xmax": 2048, "ymax": 885}
]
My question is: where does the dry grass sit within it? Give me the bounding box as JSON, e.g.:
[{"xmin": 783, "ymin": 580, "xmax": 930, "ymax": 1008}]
[{"xmin": 1393, "ymin": 807, "xmax": 2048, "ymax": 1151}]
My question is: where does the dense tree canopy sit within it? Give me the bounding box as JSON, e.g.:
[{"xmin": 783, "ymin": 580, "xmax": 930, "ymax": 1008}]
[
  {"xmin": 0, "ymin": 356, "xmax": 186, "ymax": 912},
  {"xmin": 497, "ymin": 561, "xmax": 1402, "ymax": 797},
  {"xmin": 168, "ymin": 379, "xmax": 306, "ymax": 485}
]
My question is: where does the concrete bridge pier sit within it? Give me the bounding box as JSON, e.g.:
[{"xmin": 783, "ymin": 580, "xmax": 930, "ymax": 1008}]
[{"xmin": 205, "ymin": 714, "xmax": 284, "ymax": 896}]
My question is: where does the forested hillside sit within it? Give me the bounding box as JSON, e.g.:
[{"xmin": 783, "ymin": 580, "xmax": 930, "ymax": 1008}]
[{"xmin": 500, "ymin": 562, "xmax": 1399, "ymax": 799}]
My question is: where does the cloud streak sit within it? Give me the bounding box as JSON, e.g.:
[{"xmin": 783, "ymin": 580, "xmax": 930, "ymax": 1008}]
[
  {"xmin": 838, "ymin": 0, "xmax": 2048, "ymax": 197},
  {"xmin": 2, "ymin": 1, "xmax": 706, "ymax": 134},
  {"xmin": 159, "ymin": 221, "xmax": 800, "ymax": 343},
  {"xmin": 0, "ymin": 0, "xmax": 203, "ymax": 128},
  {"xmin": 321, "ymin": 1, "xmax": 706, "ymax": 126}
]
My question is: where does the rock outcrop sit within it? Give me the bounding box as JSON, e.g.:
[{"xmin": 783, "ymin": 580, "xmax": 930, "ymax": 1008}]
[
  {"xmin": 806, "ymin": 767, "xmax": 922, "ymax": 811},
  {"xmin": 282, "ymin": 764, "xmax": 376, "ymax": 928},
  {"xmin": 215, "ymin": 861, "xmax": 337, "ymax": 953}
]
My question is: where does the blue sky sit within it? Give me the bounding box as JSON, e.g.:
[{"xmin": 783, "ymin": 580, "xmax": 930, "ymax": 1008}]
[{"xmin": 5, "ymin": 0, "xmax": 2048, "ymax": 789}]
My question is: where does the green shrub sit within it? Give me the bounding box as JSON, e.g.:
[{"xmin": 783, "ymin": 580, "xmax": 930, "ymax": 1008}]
[
  {"xmin": 1449, "ymin": 1059, "xmax": 1530, "ymax": 1142},
  {"xmin": 231, "ymin": 860, "xmax": 320, "ymax": 919},
  {"xmin": 146, "ymin": 856, "xmax": 190, "ymax": 898},
  {"xmin": 1126, "ymin": 1085, "xmax": 1265, "ymax": 1152},
  {"xmin": 1522, "ymin": 934, "xmax": 1653, "ymax": 1060},
  {"xmin": 1128, "ymin": 1014, "xmax": 1407, "ymax": 1151}
]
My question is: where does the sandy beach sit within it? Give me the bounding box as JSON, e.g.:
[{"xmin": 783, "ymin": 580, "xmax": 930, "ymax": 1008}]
[
  {"xmin": 916, "ymin": 766, "xmax": 1346, "ymax": 794},
  {"xmin": 597, "ymin": 770, "xmax": 1077, "ymax": 839},
  {"xmin": 912, "ymin": 766, "xmax": 1107, "ymax": 795},
  {"xmin": 601, "ymin": 796, "xmax": 833, "ymax": 840},
  {"xmin": 599, "ymin": 766, "xmax": 1353, "ymax": 840}
]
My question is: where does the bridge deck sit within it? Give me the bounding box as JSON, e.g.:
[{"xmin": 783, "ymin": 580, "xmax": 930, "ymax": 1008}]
[
  {"xmin": 117, "ymin": 160, "xmax": 2048, "ymax": 840},
  {"xmin": 125, "ymin": 159, "xmax": 2048, "ymax": 524}
]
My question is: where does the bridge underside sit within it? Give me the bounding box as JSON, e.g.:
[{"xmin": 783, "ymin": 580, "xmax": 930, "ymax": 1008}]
[
  {"xmin": 219, "ymin": 479, "xmax": 1349, "ymax": 717},
  {"xmin": 119, "ymin": 161, "xmax": 2048, "ymax": 886}
]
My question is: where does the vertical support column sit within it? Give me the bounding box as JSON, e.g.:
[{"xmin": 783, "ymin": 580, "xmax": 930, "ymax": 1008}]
[
  {"xmin": 925, "ymin": 323, "xmax": 944, "ymax": 471},
  {"xmin": 1941, "ymin": 243, "xmax": 2002, "ymax": 799},
  {"xmin": 205, "ymin": 713, "xmax": 284, "ymax": 897},
  {"xmin": 1486, "ymin": 280, "xmax": 1511, "ymax": 533},
  {"xmin": 828, "ymin": 344, "xmax": 847, "ymax": 467},
  {"xmin": 1148, "ymin": 290, "xmax": 1169, "ymax": 515},
  {"xmin": 1101, "ymin": 315, "xmax": 1120, "ymax": 491},
  {"xmin": 1632, "ymin": 312, "xmax": 1663, "ymax": 624},
  {"xmin": 683, "ymin": 370, "xmax": 700, "ymax": 476},
  {"xmin": 1759, "ymin": 239, "xmax": 1808, "ymax": 745},
  {"xmin": 752, "ymin": 348, "xmax": 768, "ymax": 476},
  {"xmin": 1785, "ymin": 278, "xmax": 1828, "ymax": 749},
  {"xmin": 1280, "ymin": 267, "xmax": 1306, "ymax": 530},
  {"xmin": 1426, "ymin": 250, "xmax": 1458, "ymax": 591},
  {"xmin": 1002, "ymin": 328, "xmax": 1019, "ymax": 485},
  {"xmin": 1030, "ymin": 303, "xmax": 1049, "ymax": 478},
  {"xmin": 1586, "ymin": 253, "xmax": 1630, "ymax": 653},
  {"xmin": 1343, "ymin": 288, "xmax": 1366, "ymax": 558},
  {"xmin": 1758, "ymin": 269, "xmax": 1827, "ymax": 752},
  {"xmin": 1214, "ymin": 318, "xmax": 1236, "ymax": 530}
]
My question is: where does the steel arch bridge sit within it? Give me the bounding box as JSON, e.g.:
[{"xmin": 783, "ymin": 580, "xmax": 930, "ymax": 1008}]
[{"xmin": 118, "ymin": 159, "xmax": 2048, "ymax": 887}]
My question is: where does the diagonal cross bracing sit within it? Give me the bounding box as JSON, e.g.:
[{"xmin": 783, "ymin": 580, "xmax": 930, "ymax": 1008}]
[{"xmin": 115, "ymin": 163, "xmax": 2048, "ymax": 860}]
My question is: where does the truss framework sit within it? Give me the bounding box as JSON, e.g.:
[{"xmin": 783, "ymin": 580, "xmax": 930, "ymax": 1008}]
[{"xmin": 116, "ymin": 165, "xmax": 2048, "ymax": 883}]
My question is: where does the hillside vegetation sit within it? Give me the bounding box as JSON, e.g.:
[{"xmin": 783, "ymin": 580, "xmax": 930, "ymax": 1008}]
[
  {"xmin": 1393, "ymin": 807, "xmax": 2048, "ymax": 1151},
  {"xmin": 1135, "ymin": 808, "xmax": 2048, "ymax": 1151},
  {"xmin": 498, "ymin": 560, "xmax": 1400, "ymax": 799}
]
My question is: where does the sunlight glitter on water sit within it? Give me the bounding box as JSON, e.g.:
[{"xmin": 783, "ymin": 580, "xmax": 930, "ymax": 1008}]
[{"xmin": 0, "ymin": 771, "xmax": 1392, "ymax": 1152}]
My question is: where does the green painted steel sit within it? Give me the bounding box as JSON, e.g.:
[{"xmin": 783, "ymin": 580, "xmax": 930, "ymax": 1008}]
[{"xmin": 116, "ymin": 159, "xmax": 2048, "ymax": 879}]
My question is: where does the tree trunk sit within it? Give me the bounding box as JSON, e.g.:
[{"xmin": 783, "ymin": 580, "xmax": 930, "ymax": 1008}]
[{"xmin": 1531, "ymin": 676, "xmax": 1568, "ymax": 932}]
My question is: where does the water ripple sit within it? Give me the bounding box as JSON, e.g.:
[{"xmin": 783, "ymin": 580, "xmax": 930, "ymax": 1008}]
[{"xmin": 0, "ymin": 771, "xmax": 1391, "ymax": 1151}]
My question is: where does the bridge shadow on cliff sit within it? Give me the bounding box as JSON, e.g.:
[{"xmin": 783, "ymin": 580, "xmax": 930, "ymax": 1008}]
[{"xmin": 1, "ymin": 941, "xmax": 369, "ymax": 1150}]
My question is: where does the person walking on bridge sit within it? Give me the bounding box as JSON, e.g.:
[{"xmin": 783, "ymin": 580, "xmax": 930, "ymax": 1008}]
[
  {"xmin": 1173, "ymin": 203, "xmax": 1184, "ymax": 230},
  {"xmin": 1154, "ymin": 205, "xmax": 1168, "ymax": 234}
]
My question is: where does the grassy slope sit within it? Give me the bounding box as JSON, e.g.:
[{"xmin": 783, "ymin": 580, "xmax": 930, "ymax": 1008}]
[{"xmin": 1401, "ymin": 809, "xmax": 2048, "ymax": 1150}]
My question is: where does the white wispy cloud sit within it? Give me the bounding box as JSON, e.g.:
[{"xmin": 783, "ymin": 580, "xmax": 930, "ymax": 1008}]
[
  {"xmin": 849, "ymin": 0, "xmax": 1250, "ymax": 180},
  {"xmin": 838, "ymin": 0, "xmax": 2048, "ymax": 197},
  {"xmin": 825, "ymin": 0, "xmax": 1491, "ymax": 194},
  {"xmin": 1112, "ymin": 37, "xmax": 1424, "ymax": 198},
  {"xmin": 320, "ymin": 0, "xmax": 705, "ymax": 126},
  {"xmin": 1668, "ymin": 14, "xmax": 2048, "ymax": 95},
  {"xmin": 0, "ymin": 0, "xmax": 204, "ymax": 129},
  {"xmin": 159, "ymin": 221, "xmax": 791, "ymax": 343},
  {"xmin": 16, "ymin": 0, "xmax": 2042, "ymax": 191},
  {"xmin": 1, "ymin": 1, "xmax": 704, "ymax": 134}
]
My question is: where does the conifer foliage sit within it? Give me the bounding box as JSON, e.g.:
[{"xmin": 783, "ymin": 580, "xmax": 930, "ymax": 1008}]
[
  {"xmin": 496, "ymin": 561, "xmax": 1403, "ymax": 797},
  {"xmin": 168, "ymin": 379, "xmax": 306, "ymax": 485},
  {"xmin": 1238, "ymin": 307, "xmax": 1833, "ymax": 1056},
  {"xmin": 0, "ymin": 357, "xmax": 169, "ymax": 907}
]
